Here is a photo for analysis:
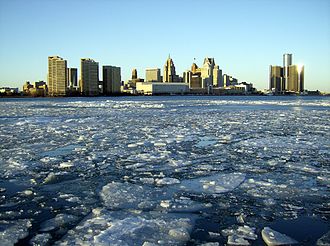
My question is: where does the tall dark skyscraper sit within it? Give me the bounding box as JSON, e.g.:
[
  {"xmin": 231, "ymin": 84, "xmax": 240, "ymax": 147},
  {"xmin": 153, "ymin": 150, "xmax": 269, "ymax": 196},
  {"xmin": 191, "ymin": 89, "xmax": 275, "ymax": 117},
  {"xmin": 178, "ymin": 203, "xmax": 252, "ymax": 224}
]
[
  {"xmin": 80, "ymin": 58, "xmax": 99, "ymax": 96},
  {"xmin": 269, "ymin": 65, "xmax": 284, "ymax": 92},
  {"xmin": 103, "ymin": 66, "xmax": 121, "ymax": 95}
]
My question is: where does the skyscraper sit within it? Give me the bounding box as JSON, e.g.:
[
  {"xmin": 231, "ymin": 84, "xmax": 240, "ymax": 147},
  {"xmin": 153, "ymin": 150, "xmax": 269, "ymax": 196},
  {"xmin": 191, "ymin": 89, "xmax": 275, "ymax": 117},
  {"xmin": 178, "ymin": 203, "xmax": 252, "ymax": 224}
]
[
  {"xmin": 213, "ymin": 65, "xmax": 223, "ymax": 87},
  {"xmin": 269, "ymin": 65, "xmax": 284, "ymax": 92},
  {"xmin": 132, "ymin": 69, "xmax": 137, "ymax": 80},
  {"xmin": 80, "ymin": 58, "xmax": 99, "ymax": 96},
  {"xmin": 48, "ymin": 56, "xmax": 67, "ymax": 96},
  {"xmin": 103, "ymin": 66, "xmax": 121, "ymax": 95},
  {"xmin": 67, "ymin": 68, "xmax": 78, "ymax": 88},
  {"xmin": 283, "ymin": 53, "xmax": 292, "ymax": 91},
  {"xmin": 287, "ymin": 65, "xmax": 304, "ymax": 92},
  {"xmin": 269, "ymin": 54, "xmax": 304, "ymax": 93},
  {"xmin": 163, "ymin": 56, "xmax": 177, "ymax": 82},
  {"xmin": 146, "ymin": 68, "xmax": 161, "ymax": 82}
]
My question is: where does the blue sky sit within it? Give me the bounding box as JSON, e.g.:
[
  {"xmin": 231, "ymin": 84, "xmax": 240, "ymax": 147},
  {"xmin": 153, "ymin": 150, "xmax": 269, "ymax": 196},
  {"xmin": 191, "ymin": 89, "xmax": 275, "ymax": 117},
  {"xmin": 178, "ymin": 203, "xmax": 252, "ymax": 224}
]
[{"xmin": 0, "ymin": 0, "xmax": 329, "ymax": 91}]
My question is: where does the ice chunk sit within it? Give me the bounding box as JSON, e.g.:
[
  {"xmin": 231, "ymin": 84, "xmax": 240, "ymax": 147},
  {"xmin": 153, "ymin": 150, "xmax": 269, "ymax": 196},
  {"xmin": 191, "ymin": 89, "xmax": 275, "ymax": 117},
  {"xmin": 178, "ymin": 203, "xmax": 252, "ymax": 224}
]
[
  {"xmin": 168, "ymin": 228, "xmax": 190, "ymax": 241},
  {"xmin": 0, "ymin": 219, "xmax": 32, "ymax": 246},
  {"xmin": 228, "ymin": 234, "xmax": 250, "ymax": 245},
  {"xmin": 177, "ymin": 173, "xmax": 245, "ymax": 194},
  {"xmin": 317, "ymin": 230, "xmax": 330, "ymax": 246},
  {"xmin": 56, "ymin": 210, "xmax": 194, "ymax": 245},
  {"xmin": 100, "ymin": 182, "xmax": 171, "ymax": 210},
  {"xmin": 261, "ymin": 227, "xmax": 298, "ymax": 246},
  {"xmin": 39, "ymin": 214, "xmax": 79, "ymax": 232},
  {"xmin": 155, "ymin": 177, "xmax": 180, "ymax": 185},
  {"xmin": 30, "ymin": 233, "xmax": 52, "ymax": 246},
  {"xmin": 59, "ymin": 161, "xmax": 74, "ymax": 169},
  {"xmin": 154, "ymin": 142, "xmax": 166, "ymax": 147}
]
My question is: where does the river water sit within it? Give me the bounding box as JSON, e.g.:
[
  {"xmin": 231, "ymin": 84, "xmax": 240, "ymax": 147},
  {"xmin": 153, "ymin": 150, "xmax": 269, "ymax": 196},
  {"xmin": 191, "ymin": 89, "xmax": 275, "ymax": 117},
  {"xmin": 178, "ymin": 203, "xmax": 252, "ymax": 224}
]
[{"xmin": 0, "ymin": 96, "xmax": 329, "ymax": 245}]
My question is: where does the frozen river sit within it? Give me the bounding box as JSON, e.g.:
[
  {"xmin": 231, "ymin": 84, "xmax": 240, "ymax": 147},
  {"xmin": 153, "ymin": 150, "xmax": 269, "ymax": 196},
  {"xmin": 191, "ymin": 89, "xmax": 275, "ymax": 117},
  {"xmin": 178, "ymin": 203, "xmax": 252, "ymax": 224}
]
[{"xmin": 0, "ymin": 96, "xmax": 329, "ymax": 245}]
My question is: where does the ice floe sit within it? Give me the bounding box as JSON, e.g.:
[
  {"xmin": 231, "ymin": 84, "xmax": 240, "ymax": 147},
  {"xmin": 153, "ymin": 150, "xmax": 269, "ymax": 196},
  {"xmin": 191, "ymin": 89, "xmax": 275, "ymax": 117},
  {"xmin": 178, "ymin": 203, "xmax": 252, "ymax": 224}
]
[{"xmin": 261, "ymin": 227, "xmax": 298, "ymax": 246}]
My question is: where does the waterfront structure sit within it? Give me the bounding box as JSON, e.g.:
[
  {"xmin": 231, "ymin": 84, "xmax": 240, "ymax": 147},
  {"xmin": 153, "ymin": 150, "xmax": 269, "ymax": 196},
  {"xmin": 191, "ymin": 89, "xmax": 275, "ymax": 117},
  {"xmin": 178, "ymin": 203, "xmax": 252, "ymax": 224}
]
[
  {"xmin": 132, "ymin": 69, "xmax": 137, "ymax": 80},
  {"xmin": 163, "ymin": 56, "xmax": 180, "ymax": 82},
  {"xmin": 0, "ymin": 87, "xmax": 19, "ymax": 95},
  {"xmin": 67, "ymin": 68, "xmax": 78, "ymax": 88},
  {"xmin": 136, "ymin": 82, "xmax": 188, "ymax": 95},
  {"xmin": 287, "ymin": 65, "xmax": 304, "ymax": 92},
  {"xmin": 146, "ymin": 68, "xmax": 161, "ymax": 82},
  {"xmin": 213, "ymin": 65, "xmax": 223, "ymax": 87},
  {"xmin": 103, "ymin": 65, "xmax": 121, "ymax": 95},
  {"xmin": 124, "ymin": 68, "xmax": 144, "ymax": 91},
  {"xmin": 48, "ymin": 56, "xmax": 67, "ymax": 96},
  {"xmin": 23, "ymin": 81, "xmax": 47, "ymax": 96},
  {"xmin": 269, "ymin": 66, "xmax": 283, "ymax": 92},
  {"xmin": 80, "ymin": 58, "xmax": 99, "ymax": 96},
  {"xmin": 223, "ymin": 74, "xmax": 237, "ymax": 87},
  {"xmin": 269, "ymin": 54, "xmax": 304, "ymax": 93},
  {"xmin": 283, "ymin": 53, "xmax": 292, "ymax": 91}
]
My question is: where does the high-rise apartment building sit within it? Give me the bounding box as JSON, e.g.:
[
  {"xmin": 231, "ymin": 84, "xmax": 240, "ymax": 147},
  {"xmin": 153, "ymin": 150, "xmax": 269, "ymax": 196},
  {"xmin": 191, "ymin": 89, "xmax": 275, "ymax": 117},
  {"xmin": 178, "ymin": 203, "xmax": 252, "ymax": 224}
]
[
  {"xmin": 67, "ymin": 68, "xmax": 78, "ymax": 88},
  {"xmin": 48, "ymin": 56, "xmax": 67, "ymax": 96},
  {"xmin": 146, "ymin": 68, "xmax": 161, "ymax": 82},
  {"xmin": 103, "ymin": 66, "xmax": 121, "ymax": 95},
  {"xmin": 80, "ymin": 58, "xmax": 99, "ymax": 96}
]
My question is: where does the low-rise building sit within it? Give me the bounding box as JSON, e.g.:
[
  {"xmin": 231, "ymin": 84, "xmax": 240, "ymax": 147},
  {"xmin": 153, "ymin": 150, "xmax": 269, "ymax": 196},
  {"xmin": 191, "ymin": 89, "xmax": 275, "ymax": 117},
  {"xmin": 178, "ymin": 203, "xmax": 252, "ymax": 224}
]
[
  {"xmin": 0, "ymin": 87, "xmax": 19, "ymax": 95},
  {"xmin": 136, "ymin": 82, "xmax": 189, "ymax": 95}
]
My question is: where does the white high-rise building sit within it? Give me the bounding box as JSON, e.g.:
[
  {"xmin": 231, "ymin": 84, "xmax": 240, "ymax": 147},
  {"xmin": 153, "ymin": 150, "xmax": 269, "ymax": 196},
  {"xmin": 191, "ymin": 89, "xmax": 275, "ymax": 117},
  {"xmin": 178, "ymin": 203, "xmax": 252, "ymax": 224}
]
[{"xmin": 48, "ymin": 56, "xmax": 67, "ymax": 96}]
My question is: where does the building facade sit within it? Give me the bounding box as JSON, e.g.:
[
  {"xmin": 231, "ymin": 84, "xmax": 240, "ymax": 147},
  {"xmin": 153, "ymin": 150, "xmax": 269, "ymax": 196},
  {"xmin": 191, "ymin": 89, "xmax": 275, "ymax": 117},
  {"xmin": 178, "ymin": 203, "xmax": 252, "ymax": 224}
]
[
  {"xmin": 103, "ymin": 66, "xmax": 121, "ymax": 95},
  {"xmin": 269, "ymin": 65, "xmax": 284, "ymax": 92},
  {"xmin": 163, "ymin": 56, "xmax": 179, "ymax": 82},
  {"xmin": 269, "ymin": 54, "xmax": 304, "ymax": 93},
  {"xmin": 146, "ymin": 68, "xmax": 161, "ymax": 82},
  {"xmin": 80, "ymin": 58, "xmax": 99, "ymax": 96},
  {"xmin": 67, "ymin": 68, "xmax": 78, "ymax": 88},
  {"xmin": 48, "ymin": 56, "xmax": 67, "ymax": 96}
]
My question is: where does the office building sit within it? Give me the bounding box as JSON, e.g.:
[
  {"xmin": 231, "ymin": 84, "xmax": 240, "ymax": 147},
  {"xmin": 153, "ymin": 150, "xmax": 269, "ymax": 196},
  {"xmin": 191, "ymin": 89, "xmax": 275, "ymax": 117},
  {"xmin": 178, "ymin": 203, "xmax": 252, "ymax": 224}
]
[
  {"xmin": 132, "ymin": 69, "xmax": 137, "ymax": 80},
  {"xmin": 146, "ymin": 68, "xmax": 161, "ymax": 82},
  {"xmin": 136, "ymin": 82, "xmax": 188, "ymax": 95},
  {"xmin": 48, "ymin": 56, "xmax": 67, "ymax": 96},
  {"xmin": 287, "ymin": 65, "xmax": 304, "ymax": 92},
  {"xmin": 80, "ymin": 58, "xmax": 99, "ymax": 96},
  {"xmin": 103, "ymin": 66, "xmax": 121, "ymax": 95},
  {"xmin": 283, "ymin": 53, "xmax": 292, "ymax": 91},
  {"xmin": 163, "ymin": 56, "xmax": 179, "ymax": 82},
  {"xmin": 269, "ymin": 54, "xmax": 304, "ymax": 93},
  {"xmin": 67, "ymin": 68, "xmax": 78, "ymax": 88},
  {"xmin": 213, "ymin": 65, "xmax": 223, "ymax": 87},
  {"xmin": 269, "ymin": 65, "xmax": 283, "ymax": 92}
]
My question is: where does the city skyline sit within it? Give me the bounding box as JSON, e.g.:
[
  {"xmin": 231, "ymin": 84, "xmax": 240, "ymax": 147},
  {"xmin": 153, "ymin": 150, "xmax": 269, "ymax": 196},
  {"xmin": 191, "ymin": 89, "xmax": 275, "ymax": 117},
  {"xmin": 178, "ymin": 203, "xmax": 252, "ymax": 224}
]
[{"xmin": 0, "ymin": 0, "xmax": 329, "ymax": 91}]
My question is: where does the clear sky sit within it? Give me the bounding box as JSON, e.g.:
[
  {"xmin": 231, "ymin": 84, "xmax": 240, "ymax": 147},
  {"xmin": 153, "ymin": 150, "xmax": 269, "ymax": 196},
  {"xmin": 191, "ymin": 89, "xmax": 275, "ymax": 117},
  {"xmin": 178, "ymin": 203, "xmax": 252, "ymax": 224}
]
[{"xmin": 0, "ymin": 0, "xmax": 329, "ymax": 91}]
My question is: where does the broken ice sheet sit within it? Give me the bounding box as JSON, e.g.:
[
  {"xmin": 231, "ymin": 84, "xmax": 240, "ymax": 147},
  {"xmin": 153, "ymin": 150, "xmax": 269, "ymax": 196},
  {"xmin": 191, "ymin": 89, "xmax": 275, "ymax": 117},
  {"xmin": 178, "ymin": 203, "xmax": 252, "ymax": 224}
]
[
  {"xmin": 176, "ymin": 173, "xmax": 246, "ymax": 195},
  {"xmin": 56, "ymin": 209, "xmax": 195, "ymax": 246},
  {"xmin": 261, "ymin": 227, "xmax": 298, "ymax": 246},
  {"xmin": 0, "ymin": 219, "xmax": 32, "ymax": 246}
]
